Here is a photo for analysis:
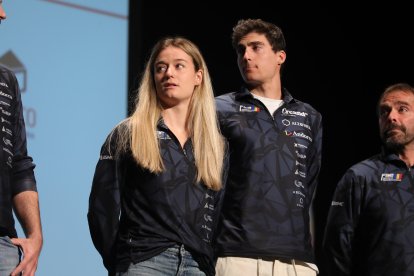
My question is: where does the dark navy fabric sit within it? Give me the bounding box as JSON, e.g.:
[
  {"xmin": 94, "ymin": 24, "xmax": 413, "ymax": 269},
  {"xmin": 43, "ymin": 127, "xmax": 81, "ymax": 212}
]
[
  {"xmin": 215, "ymin": 87, "xmax": 322, "ymax": 263},
  {"xmin": 88, "ymin": 120, "xmax": 228, "ymax": 276},
  {"xmin": 324, "ymin": 152, "xmax": 414, "ymax": 276},
  {"xmin": 0, "ymin": 66, "xmax": 37, "ymax": 238}
]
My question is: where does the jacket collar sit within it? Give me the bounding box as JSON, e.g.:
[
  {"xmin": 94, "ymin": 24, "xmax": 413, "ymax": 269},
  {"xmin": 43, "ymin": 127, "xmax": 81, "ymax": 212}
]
[{"xmin": 235, "ymin": 86, "xmax": 296, "ymax": 104}]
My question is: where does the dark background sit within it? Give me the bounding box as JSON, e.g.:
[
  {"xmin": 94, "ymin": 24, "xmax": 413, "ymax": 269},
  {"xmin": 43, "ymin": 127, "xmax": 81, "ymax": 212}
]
[{"xmin": 127, "ymin": 1, "xmax": 414, "ymax": 274}]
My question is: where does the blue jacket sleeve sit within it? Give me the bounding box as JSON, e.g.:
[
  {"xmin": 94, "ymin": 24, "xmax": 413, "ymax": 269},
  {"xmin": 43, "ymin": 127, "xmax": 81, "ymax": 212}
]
[
  {"xmin": 87, "ymin": 130, "xmax": 122, "ymax": 274},
  {"xmin": 323, "ymin": 169, "xmax": 362, "ymax": 275},
  {"xmin": 6, "ymin": 67, "xmax": 37, "ymax": 195},
  {"xmin": 308, "ymin": 113, "xmax": 323, "ymax": 197}
]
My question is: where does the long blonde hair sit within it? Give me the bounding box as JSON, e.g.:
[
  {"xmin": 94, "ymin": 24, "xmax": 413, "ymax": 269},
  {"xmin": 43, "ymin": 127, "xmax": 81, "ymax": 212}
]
[{"xmin": 114, "ymin": 36, "xmax": 225, "ymax": 191}]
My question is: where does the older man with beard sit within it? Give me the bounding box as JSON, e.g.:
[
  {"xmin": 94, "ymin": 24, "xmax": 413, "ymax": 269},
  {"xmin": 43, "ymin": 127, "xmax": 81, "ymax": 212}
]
[{"xmin": 323, "ymin": 83, "xmax": 414, "ymax": 276}]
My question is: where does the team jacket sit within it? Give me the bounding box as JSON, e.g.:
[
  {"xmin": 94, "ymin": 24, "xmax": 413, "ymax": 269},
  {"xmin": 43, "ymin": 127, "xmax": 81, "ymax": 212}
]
[
  {"xmin": 215, "ymin": 87, "xmax": 322, "ymax": 263},
  {"xmin": 323, "ymin": 151, "xmax": 414, "ymax": 276},
  {"xmin": 88, "ymin": 120, "xmax": 228, "ymax": 276},
  {"xmin": 0, "ymin": 66, "xmax": 37, "ymax": 238}
]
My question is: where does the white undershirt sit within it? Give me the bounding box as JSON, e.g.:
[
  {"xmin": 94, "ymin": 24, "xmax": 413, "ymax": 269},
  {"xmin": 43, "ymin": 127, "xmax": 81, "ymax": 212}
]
[{"xmin": 251, "ymin": 93, "xmax": 284, "ymax": 116}]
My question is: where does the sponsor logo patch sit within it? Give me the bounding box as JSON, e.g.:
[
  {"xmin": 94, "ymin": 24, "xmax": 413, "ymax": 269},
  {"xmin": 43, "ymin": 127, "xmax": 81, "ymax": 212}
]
[
  {"xmin": 157, "ymin": 131, "xmax": 171, "ymax": 140},
  {"xmin": 381, "ymin": 173, "xmax": 403, "ymax": 181},
  {"xmin": 239, "ymin": 105, "xmax": 260, "ymax": 112}
]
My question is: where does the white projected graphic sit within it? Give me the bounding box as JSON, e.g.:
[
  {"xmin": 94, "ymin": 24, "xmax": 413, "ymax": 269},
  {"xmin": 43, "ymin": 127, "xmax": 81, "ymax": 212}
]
[{"xmin": 0, "ymin": 1, "xmax": 128, "ymax": 275}]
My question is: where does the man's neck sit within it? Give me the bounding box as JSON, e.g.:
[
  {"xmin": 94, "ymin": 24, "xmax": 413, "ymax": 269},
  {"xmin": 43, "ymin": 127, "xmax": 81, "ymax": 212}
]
[
  {"xmin": 249, "ymin": 80, "xmax": 282, "ymax": 100},
  {"xmin": 399, "ymin": 150, "xmax": 414, "ymax": 167}
]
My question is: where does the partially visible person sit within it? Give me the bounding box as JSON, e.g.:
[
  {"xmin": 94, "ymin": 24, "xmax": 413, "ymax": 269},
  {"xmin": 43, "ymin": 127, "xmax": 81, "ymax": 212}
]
[
  {"xmin": 215, "ymin": 18, "xmax": 322, "ymax": 276},
  {"xmin": 0, "ymin": 2, "xmax": 43, "ymax": 276},
  {"xmin": 0, "ymin": 0, "xmax": 6, "ymax": 23},
  {"xmin": 88, "ymin": 36, "xmax": 228, "ymax": 276},
  {"xmin": 323, "ymin": 83, "xmax": 414, "ymax": 276}
]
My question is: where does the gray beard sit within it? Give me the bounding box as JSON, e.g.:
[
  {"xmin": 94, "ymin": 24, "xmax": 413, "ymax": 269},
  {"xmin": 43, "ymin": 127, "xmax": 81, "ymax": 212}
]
[{"xmin": 384, "ymin": 138, "xmax": 405, "ymax": 154}]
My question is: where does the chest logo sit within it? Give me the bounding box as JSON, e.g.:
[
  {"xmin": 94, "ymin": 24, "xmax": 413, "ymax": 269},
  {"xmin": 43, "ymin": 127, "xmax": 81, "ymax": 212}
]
[
  {"xmin": 381, "ymin": 173, "xmax": 403, "ymax": 182},
  {"xmin": 239, "ymin": 105, "xmax": 260, "ymax": 112},
  {"xmin": 157, "ymin": 131, "xmax": 171, "ymax": 140}
]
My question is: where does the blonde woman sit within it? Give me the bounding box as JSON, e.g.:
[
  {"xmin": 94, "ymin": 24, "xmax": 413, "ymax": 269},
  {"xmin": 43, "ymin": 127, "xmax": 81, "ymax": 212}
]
[{"xmin": 88, "ymin": 36, "xmax": 227, "ymax": 276}]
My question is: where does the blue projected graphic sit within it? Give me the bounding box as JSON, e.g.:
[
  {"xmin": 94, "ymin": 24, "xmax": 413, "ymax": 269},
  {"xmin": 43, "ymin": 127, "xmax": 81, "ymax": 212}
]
[{"xmin": 0, "ymin": 1, "xmax": 128, "ymax": 275}]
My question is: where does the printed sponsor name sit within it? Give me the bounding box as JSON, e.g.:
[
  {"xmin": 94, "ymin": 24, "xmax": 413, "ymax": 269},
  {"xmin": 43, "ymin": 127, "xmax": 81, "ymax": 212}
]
[
  {"xmin": 0, "ymin": 107, "xmax": 11, "ymax": 116},
  {"xmin": 294, "ymin": 180, "xmax": 304, "ymax": 189},
  {"xmin": 2, "ymin": 126, "xmax": 12, "ymax": 136},
  {"xmin": 295, "ymin": 150, "xmax": 306, "ymax": 159},
  {"xmin": 0, "ymin": 91, "xmax": 12, "ymax": 100},
  {"xmin": 1, "ymin": 117, "xmax": 11, "ymax": 125},
  {"xmin": 294, "ymin": 143, "xmax": 307, "ymax": 149},
  {"xmin": 282, "ymin": 119, "xmax": 311, "ymax": 130},
  {"xmin": 293, "ymin": 190, "xmax": 306, "ymax": 197},
  {"xmin": 100, "ymin": 155, "xmax": 113, "ymax": 160},
  {"xmin": 281, "ymin": 108, "xmax": 308, "ymax": 117},
  {"xmin": 204, "ymin": 214, "xmax": 212, "ymax": 222},
  {"xmin": 292, "ymin": 121, "xmax": 311, "ymax": 130},
  {"xmin": 295, "ymin": 169, "xmax": 306, "ymax": 178},
  {"xmin": 3, "ymin": 146, "xmax": 13, "ymax": 156},
  {"xmin": 284, "ymin": 130, "xmax": 312, "ymax": 142},
  {"xmin": 3, "ymin": 137, "xmax": 12, "ymax": 147},
  {"xmin": 296, "ymin": 160, "xmax": 306, "ymax": 168},
  {"xmin": 204, "ymin": 203, "xmax": 214, "ymax": 210},
  {"xmin": 0, "ymin": 100, "xmax": 10, "ymax": 106}
]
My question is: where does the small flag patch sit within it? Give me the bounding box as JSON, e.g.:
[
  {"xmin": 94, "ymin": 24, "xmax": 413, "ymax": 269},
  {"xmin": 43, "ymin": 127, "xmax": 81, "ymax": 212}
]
[
  {"xmin": 381, "ymin": 173, "xmax": 403, "ymax": 181},
  {"xmin": 239, "ymin": 105, "xmax": 260, "ymax": 112}
]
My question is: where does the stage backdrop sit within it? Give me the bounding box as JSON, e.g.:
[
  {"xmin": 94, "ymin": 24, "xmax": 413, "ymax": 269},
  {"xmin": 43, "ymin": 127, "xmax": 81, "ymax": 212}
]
[{"xmin": 0, "ymin": 0, "xmax": 128, "ymax": 275}]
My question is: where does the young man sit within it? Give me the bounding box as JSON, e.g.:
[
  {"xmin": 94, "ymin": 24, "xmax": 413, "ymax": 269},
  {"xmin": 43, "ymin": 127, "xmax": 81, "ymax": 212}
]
[
  {"xmin": 324, "ymin": 83, "xmax": 414, "ymax": 275},
  {"xmin": 215, "ymin": 18, "xmax": 322, "ymax": 275},
  {"xmin": 0, "ymin": 2, "xmax": 43, "ymax": 275}
]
